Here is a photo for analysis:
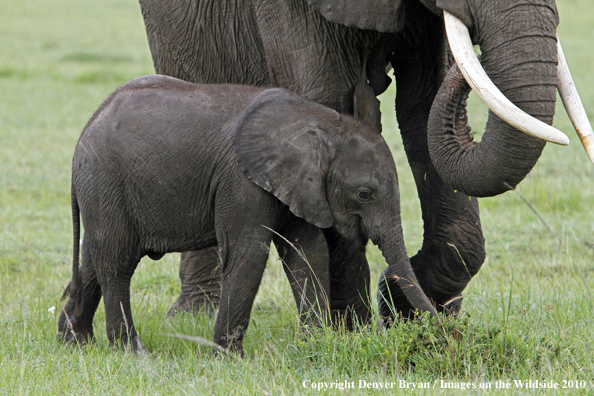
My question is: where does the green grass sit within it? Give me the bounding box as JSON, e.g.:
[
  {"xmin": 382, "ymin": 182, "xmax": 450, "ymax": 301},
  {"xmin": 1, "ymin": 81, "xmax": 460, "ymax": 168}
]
[{"xmin": 1, "ymin": 0, "xmax": 593, "ymax": 394}]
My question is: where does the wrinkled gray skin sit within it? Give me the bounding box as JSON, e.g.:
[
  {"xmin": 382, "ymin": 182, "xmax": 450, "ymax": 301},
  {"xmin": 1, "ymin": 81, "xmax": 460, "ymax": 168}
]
[
  {"xmin": 57, "ymin": 76, "xmax": 437, "ymax": 356},
  {"xmin": 139, "ymin": 0, "xmax": 561, "ymax": 320}
]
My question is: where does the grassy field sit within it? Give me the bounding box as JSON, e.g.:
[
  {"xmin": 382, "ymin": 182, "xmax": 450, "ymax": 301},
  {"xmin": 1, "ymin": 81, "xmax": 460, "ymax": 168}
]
[{"xmin": 0, "ymin": 0, "xmax": 592, "ymax": 394}]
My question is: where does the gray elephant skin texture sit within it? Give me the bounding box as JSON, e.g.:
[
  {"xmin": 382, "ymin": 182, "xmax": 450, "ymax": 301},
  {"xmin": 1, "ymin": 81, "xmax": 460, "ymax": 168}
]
[
  {"xmin": 58, "ymin": 75, "xmax": 437, "ymax": 356},
  {"xmin": 139, "ymin": 0, "xmax": 564, "ymax": 319}
]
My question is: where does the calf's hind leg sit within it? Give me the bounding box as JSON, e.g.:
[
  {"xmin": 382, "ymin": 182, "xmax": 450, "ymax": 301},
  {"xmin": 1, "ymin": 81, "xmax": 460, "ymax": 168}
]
[
  {"xmin": 100, "ymin": 273, "xmax": 147, "ymax": 354},
  {"xmin": 91, "ymin": 232, "xmax": 147, "ymax": 354},
  {"xmin": 58, "ymin": 237, "xmax": 102, "ymax": 344}
]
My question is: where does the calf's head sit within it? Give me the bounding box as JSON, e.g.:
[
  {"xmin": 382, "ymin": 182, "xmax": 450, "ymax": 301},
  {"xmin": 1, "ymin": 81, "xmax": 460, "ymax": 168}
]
[{"xmin": 234, "ymin": 89, "xmax": 438, "ymax": 318}]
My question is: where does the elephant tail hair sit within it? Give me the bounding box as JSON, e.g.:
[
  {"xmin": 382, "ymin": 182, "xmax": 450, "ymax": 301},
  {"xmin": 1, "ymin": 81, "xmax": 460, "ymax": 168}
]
[{"xmin": 61, "ymin": 183, "xmax": 81, "ymax": 301}]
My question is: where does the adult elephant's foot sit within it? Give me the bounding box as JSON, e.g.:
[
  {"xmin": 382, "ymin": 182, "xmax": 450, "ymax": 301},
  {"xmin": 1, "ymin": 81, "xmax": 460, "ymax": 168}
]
[{"xmin": 168, "ymin": 248, "xmax": 222, "ymax": 317}]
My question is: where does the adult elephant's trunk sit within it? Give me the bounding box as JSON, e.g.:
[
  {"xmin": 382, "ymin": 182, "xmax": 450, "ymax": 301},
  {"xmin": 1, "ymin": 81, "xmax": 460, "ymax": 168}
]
[
  {"xmin": 428, "ymin": 6, "xmax": 560, "ymax": 198},
  {"xmin": 374, "ymin": 221, "xmax": 438, "ymax": 319},
  {"xmin": 377, "ymin": 177, "xmax": 485, "ymax": 318}
]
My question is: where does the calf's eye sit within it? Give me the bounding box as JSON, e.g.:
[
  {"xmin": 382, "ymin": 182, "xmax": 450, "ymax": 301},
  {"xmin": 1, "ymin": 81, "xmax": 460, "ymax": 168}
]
[{"xmin": 357, "ymin": 188, "xmax": 373, "ymax": 202}]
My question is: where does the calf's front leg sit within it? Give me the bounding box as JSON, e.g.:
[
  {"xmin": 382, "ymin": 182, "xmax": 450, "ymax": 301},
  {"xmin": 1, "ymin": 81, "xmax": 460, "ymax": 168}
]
[
  {"xmin": 274, "ymin": 220, "xmax": 330, "ymax": 328},
  {"xmin": 213, "ymin": 226, "xmax": 273, "ymax": 358}
]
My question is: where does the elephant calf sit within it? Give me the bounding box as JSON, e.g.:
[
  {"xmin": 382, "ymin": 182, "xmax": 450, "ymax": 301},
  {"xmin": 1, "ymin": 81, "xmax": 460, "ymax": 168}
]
[{"xmin": 58, "ymin": 75, "xmax": 436, "ymax": 357}]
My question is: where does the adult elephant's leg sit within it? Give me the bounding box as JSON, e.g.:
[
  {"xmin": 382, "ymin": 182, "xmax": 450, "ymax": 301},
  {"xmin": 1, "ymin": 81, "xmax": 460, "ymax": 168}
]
[
  {"xmin": 254, "ymin": 4, "xmax": 379, "ymax": 328},
  {"xmin": 143, "ymin": 24, "xmax": 194, "ymax": 82},
  {"xmin": 144, "ymin": 10, "xmax": 226, "ymax": 318},
  {"xmin": 378, "ymin": 5, "xmax": 485, "ymax": 319},
  {"xmin": 168, "ymin": 248, "xmax": 222, "ymax": 317},
  {"xmin": 141, "ymin": 1, "xmax": 271, "ymax": 319}
]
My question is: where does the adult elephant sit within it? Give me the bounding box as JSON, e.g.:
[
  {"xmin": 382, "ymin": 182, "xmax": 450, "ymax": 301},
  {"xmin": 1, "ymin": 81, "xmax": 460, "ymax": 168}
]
[{"xmin": 139, "ymin": 0, "xmax": 591, "ymax": 323}]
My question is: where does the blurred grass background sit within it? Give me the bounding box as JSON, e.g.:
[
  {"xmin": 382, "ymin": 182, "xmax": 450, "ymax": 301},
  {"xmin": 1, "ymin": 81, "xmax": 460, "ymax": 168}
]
[{"xmin": 0, "ymin": 0, "xmax": 592, "ymax": 394}]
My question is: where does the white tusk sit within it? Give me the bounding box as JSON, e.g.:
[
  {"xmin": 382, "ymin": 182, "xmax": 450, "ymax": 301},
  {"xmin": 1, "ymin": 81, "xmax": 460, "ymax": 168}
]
[
  {"xmin": 557, "ymin": 37, "xmax": 594, "ymax": 164},
  {"xmin": 443, "ymin": 11, "xmax": 570, "ymax": 146}
]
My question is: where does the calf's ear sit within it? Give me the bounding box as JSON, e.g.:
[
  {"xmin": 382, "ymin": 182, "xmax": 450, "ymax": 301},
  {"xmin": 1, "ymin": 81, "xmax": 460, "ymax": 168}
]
[{"xmin": 234, "ymin": 89, "xmax": 334, "ymax": 229}]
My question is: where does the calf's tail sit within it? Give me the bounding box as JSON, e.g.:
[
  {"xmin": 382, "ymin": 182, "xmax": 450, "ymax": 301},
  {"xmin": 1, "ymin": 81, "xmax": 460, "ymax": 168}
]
[{"xmin": 61, "ymin": 183, "xmax": 81, "ymax": 301}]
